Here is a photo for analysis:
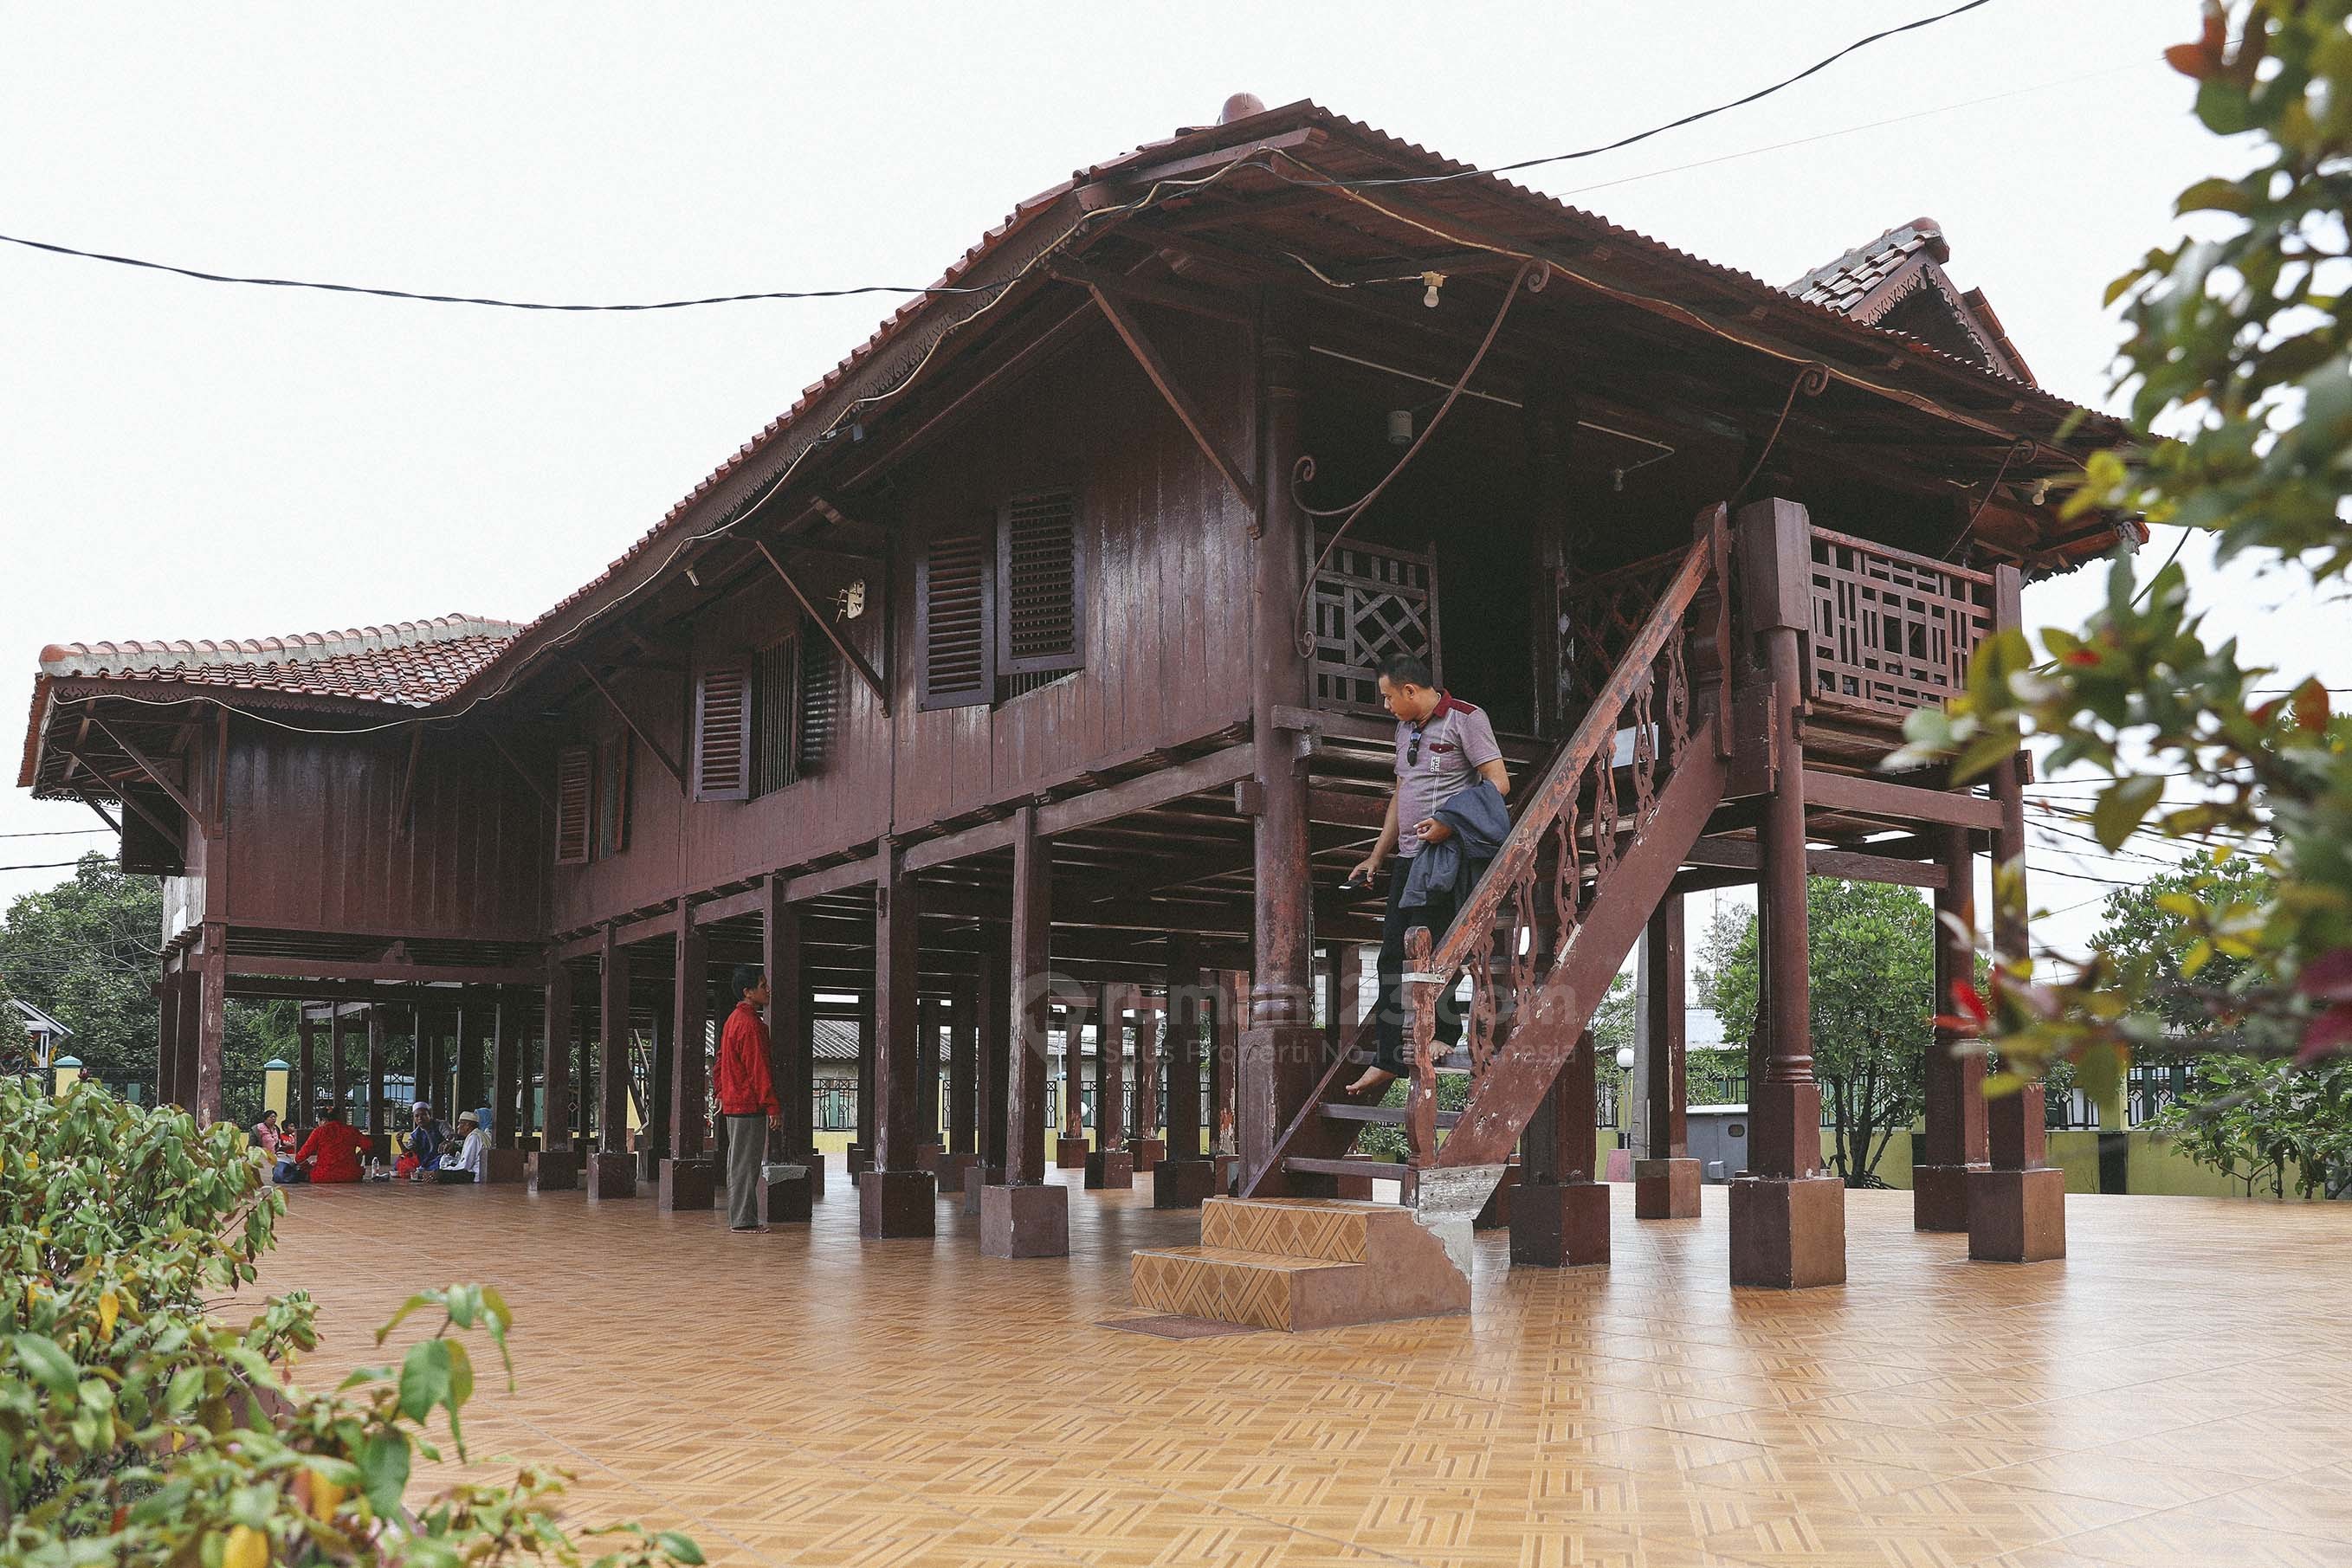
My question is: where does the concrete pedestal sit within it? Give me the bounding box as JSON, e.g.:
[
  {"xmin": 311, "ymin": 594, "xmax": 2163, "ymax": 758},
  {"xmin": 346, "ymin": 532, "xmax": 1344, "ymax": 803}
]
[
  {"xmin": 635, "ymin": 1145, "xmax": 659, "ymax": 1184},
  {"xmin": 1128, "ymin": 1137, "xmax": 1166, "ymax": 1170},
  {"xmin": 1153, "ymin": 1157, "xmax": 1219, "ymax": 1210},
  {"xmin": 797, "ymin": 1149, "xmax": 827, "ymax": 1201},
  {"xmin": 527, "ymin": 1150, "xmax": 579, "ymax": 1194},
  {"xmin": 858, "ymin": 1168, "xmax": 935, "ymax": 1238},
  {"xmin": 1084, "ymin": 1148, "xmax": 1134, "ymax": 1190},
  {"xmin": 1912, "ymin": 1163, "xmax": 1980, "ymax": 1233},
  {"xmin": 483, "ymin": 1149, "xmax": 528, "ymax": 1185},
  {"xmin": 1968, "ymin": 1166, "xmax": 2067, "ymax": 1262},
  {"xmin": 1509, "ymin": 1181, "xmax": 1612, "ymax": 1268},
  {"xmin": 1633, "ymin": 1157, "xmax": 1701, "ymax": 1220},
  {"xmin": 1056, "ymin": 1135, "xmax": 1091, "ymax": 1171},
  {"xmin": 846, "ymin": 1142, "xmax": 874, "ymax": 1176},
  {"xmin": 962, "ymin": 1163, "xmax": 1004, "ymax": 1217},
  {"xmin": 934, "ymin": 1150, "xmax": 979, "ymax": 1194},
  {"xmin": 585, "ymin": 1152, "xmax": 636, "ymax": 1200},
  {"xmin": 657, "ymin": 1157, "xmax": 715, "ymax": 1213},
  {"xmin": 1212, "ymin": 1152, "xmax": 1239, "ymax": 1196},
  {"xmin": 914, "ymin": 1143, "xmax": 945, "ymax": 1178},
  {"xmin": 759, "ymin": 1163, "xmax": 812, "ymax": 1225},
  {"xmin": 980, "ymin": 1182, "xmax": 1069, "ymax": 1258},
  {"xmin": 1728, "ymin": 1174, "xmax": 1846, "ymax": 1287},
  {"xmin": 1475, "ymin": 1164, "xmax": 1520, "ymax": 1230}
]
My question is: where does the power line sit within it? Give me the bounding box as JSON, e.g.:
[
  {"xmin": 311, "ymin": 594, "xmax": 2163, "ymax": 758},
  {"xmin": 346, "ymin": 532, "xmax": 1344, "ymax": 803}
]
[
  {"xmin": 0, "ymin": 828, "xmax": 113, "ymax": 840},
  {"xmin": 0, "ymin": 859, "xmax": 115, "ymax": 873},
  {"xmin": 0, "ymin": 3, "xmax": 2001, "ymax": 312}
]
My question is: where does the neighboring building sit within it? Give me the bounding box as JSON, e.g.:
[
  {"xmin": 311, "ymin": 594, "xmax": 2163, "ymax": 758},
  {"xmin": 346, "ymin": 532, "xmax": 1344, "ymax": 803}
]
[{"xmin": 10, "ymin": 996, "xmax": 72, "ymax": 1070}]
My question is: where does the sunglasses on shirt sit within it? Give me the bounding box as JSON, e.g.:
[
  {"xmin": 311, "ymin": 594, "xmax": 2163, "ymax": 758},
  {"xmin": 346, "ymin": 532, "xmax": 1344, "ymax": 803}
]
[{"xmin": 1406, "ymin": 723, "xmax": 1424, "ymax": 767}]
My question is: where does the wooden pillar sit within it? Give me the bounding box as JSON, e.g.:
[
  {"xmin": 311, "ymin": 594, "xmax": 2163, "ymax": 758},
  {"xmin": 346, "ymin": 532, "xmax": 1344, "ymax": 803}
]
[
  {"xmin": 155, "ymin": 972, "xmax": 182, "ymax": 1108},
  {"xmin": 1241, "ymin": 302, "xmax": 1319, "ymax": 1189},
  {"xmin": 1635, "ymin": 896, "xmax": 1700, "ymax": 1218},
  {"xmin": 1524, "ymin": 373, "xmax": 1578, "ymax": 738},
  {"xmin": 1728, "ymin": 496, "xmax": 1845, "ymax": 1287},
  {"xmin": 1128, "ymin": 997, "xmax": 1163, "ymax": 1166},
  {"xmin": 456, "ymin": 1003, "xmax": 486, "ymax": 1120},
  {"xmin": 1970, "ymin": 575, "xmax": 2065, "ymax": 1260},
  {"xmin": 850, "ymin": 985, "xmax": 876, "ymax": 1171},
  {"xmin": 1055, "ymin": 983, "xmax": 1093, "ymax": 1169},
  {"xmin": 195, "ymin": 924, "xmax": 226, "ymax": 1127},
  {"xmin": 588, "ymin": 926, "xmax": 635, "ymax": 1197},
  {"xmin": 574, "ymin": 996, "xmax": 593, "ymax": 1149},
  {"xmin": 365, "ymin": 1004, "xmax": 388, "ymax": 1149},
  {"xmin": 530, "ymin": 963, "xmax": 579, "ymax": 1191},
  {"xmin": 1512, "ymin": 1026, "xmax": 1610, "ymax": 1266},
  {"xmin": 1916, "ymin": 825, "xmax": 1987, "ymax": 1230},
  {"xmin": 1213, "ymin": 971, "xmax": 1243, "ymax": 1155},
  {"xmin": 1154, "ymin": 936, "xmax": 1217, "ymax": 1207},
  {"xmin": 985, "ymin": 803, "xmax": 1066, "ymax": 1255},
  {"xmin": 766, "ymin": 882, "xmax": 810, "ymax": 1165},
  {"xmin": 947, "ymin": 978, "xmax": 979, "ymax": 1158},
  {"xmin": 490, "ymin": 993, "xmax": 520, "ymax": 1145},
  {"xmin": 294, "ymin": 1008, "xmax": 316, "ymax": 1124},
  {"xmin": 862, "ymin": 842, "xmax": 935, "ymax": 1236},
  {"xmin": 978, "ymin": 920, "xmax": 1011, "ymax": 1178},
  {"xmin": 1086, "ymin": 981, "xmax": 1132, "ymax": 1188},
  {"xmin": 325, "ymin": 1003, "xmax": 346, "ymax": 1116},
  {"xmin": 916, "ymin": 995, "xmax": 945, "ymax": 1162},
  {"xmin": 661, "ymin": 902, "xmax": 714, "ymax": 1210},
  {"xmin": 643, "ymin": 980, "xmax": 674, "ymax": 1175}
]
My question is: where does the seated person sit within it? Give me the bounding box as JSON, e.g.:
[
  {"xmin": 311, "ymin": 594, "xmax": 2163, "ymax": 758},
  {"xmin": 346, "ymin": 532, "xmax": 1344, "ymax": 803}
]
[
  {"xmin": 252, "ymin": 1109, "xmax": 297, "ymax": 1183},
  {"xmin": 434, "ymin": 1112, "xmax": 489, "ymax": 1184},
  {"xmin": 292, "ymin": 1101, "xmax": 370, "ymax": 1184},
  {"xmin": 396, "ymin": 1102, "xmax": 444, "ymax": 1180}
]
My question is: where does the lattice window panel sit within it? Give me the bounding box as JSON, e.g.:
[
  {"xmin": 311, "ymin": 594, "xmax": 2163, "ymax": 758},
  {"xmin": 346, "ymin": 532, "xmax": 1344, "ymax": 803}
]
[
  {"xmin": 1805, "ymin": 528, "xmax": 1993, "ymax": 719},
  {"xmin": 1310, "ymin": 535, "xmax": 1439, "ymax": 717}
]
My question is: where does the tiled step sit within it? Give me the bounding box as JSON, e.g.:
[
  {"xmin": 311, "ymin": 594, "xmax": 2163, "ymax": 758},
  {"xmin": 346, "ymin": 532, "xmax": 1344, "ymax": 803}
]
[{"xmin": 1131, "ymin": 1196, "xmax": 1470, "ymax": 1332}]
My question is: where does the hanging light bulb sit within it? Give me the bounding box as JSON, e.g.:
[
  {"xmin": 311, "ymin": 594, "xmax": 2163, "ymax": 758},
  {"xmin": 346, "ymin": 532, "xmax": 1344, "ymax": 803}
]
[
  {"xmin": 1420, "ymin": 270, "xmax": 1446, "ymax": 309},
  {"xmin": 1387, "ymin": 409, "xmax": 1413, "ymax": 446}
]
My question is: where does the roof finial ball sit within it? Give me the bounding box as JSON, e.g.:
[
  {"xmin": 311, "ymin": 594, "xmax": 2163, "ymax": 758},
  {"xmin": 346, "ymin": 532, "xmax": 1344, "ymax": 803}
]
[{"xmin": 1219, "ymin": 93, "xmax": 1266, "ymax": 126}]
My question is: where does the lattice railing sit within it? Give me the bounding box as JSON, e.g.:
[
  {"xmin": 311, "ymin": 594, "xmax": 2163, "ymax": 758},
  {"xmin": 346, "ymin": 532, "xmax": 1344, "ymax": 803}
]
[
  {"xmin": 1311, "ymin": 535, "xmax": 1439, "ymax": 717},
  {"xmin": 1403, "ymin": 519, "xmax": 1718, "ymax": 1166},
  {"xmin": 1560, "ymin": 546, "xmax": 1684, "ymax": 707},
  {"xmin": 1805, "ymin": 526, "xmax": 1993, "ymax": 721}
]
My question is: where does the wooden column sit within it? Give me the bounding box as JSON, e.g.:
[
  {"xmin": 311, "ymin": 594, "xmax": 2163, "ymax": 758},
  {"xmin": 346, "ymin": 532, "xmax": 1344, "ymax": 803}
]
[
  {"xmin": 1242, "ymin": 303, "xmax": 1319, "ymax": 1189},
  {"xmin": 1916, "ymin": 824, "xmax": 1987, "ymax": 1230},
  {"xmin": 850, "ymin": 985, "xmax": 876, "ymax": 1172},
  {"xmin": 1512, "ymin": 1026, "xmax": 1610, "ymax": 1267},
  {"xmin": 643, "ymin": 980, "xmax": 673, "ymax": 1177},
  {"xmin": 1085, "ymin": 981, "xmax": 1132, "ymax": 1188},
  {"xmin": 195, "ymin": 923, "xmax": 227, "ymax": 1127},
  {"xmin": 531, "ymin": 963, "xmax": 579, "ymax": 1191},
  {"xmin": 1970, "ymin": 572, "xmax": 2066, "ymax": 1260},
  {"xmin": 1213, "ymin": 971, "xmax": 1243, "ymax": 1156},
  {"xmin": 862, "ymin": 842, "xmax": 935, "ymax": 1236},
  {"xmin": 1128, "ymin": 997, "xmax": 1163, "ymax": 1167},
  {"xmin": 1635, "ymin": 896, "xmax": 1700, "ymax": 1218},
  {"xmin": 154, "ymin": 973, "xmax": 181, "ymax": 1108},
  {"xmin": 948, "ymin": 977, "xmax": 979, "ymax": 1160},
  {"xmin": 588, "ymin": 926, "xmax": 635, "ymax": 1198},
  {"xmin": 978, "ymin": 920, "xmax": 1011, "ymax": 1178},
  {"xmin": 456, "ymin": 1003, "xmax": 486, "ymax": 1121},
  {"xmin": 661, "ymin": 902, "xmax": 714, "ymax": 1210},
  {"xmin": 365, "ymin": 1005, "xmax": 388, "ymax": 1150},
  {"xmin": 490, "ymin": 992, "xmax": 520, "ymax": 1145},
  {"xmin": 327, "ymin": 1003, "xmax": 348, "ymax": 1117},
  {"xmin": 916, "ymin": 995, "xmax": 945, "ymax": 1165},
  {"xmin": 765, "ymin": 882, "xmax": 811, "ymax": 1165},
  {"xmin": 294, "ymin": 1008, "xmax": 316, "ymax": 1125},
  {"xmin": 985, "ymin": 802, "xmax": 1066, "ymax": 1255},
  {"xmin": 1154, "ymin": 936, "xmax": 1217, "ymax": 1207},
  {"xmin": 1055, "ymin": 984, "xmax": 1093, "ymax": 1170},
  {"xmin": 1524, "ymin": 373, "xmax": 1578, "ymax": 738},
  {"xmin": 1728, "ymin": 496, "xmax": 1845, "ymax": 1287}
]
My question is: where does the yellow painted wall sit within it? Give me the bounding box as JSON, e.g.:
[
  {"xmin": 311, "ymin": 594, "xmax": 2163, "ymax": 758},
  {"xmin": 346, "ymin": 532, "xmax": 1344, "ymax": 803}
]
[{"xmin": 1798, "ymin": 1123, "xmax": 2328, "ymax": 1202}]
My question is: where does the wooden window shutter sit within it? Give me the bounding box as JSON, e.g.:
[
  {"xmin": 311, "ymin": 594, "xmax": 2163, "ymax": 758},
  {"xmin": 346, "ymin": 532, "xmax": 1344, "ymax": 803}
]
[
  {"xmin": 694, "ymin": 665, "xmax": 752, "ymax": 801},
  {"xmin": 554, "ymin": 745, "xmax": 591, "ymax": 865},
  {"xmin": 595, "ymin": 734, "xmax": 632, "ymax": 857},
  {"xmin": 798, "ymin": 634, "xmax": 837, "ymax": 774},
  {"xmin": 754, "ymin": 636, "xmax": 798, "ymax": 796},
  {"xmin": 918, "ymin": 519, "xmax": 994, "ymax": 709},
  {"xmin": 998, "ymin": 489, "xmax": 1083, "ymax": 676}
]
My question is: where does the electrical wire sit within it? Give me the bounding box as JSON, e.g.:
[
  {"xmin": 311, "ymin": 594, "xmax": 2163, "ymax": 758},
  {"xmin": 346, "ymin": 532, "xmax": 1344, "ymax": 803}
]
[
  {"xmin": 0, "ymin": 859, "xmax": 114, "ymax": 873},
  {"xmin": 0, "ymin": 827, "xmax": 113, "ymax": 839}
]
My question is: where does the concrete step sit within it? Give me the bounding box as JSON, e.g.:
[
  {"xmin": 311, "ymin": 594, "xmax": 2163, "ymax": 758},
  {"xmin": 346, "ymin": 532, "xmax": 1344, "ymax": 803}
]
[{"xmin": 1130, "ymin": 1196, "xmax": 1469, "ymax": 1332}]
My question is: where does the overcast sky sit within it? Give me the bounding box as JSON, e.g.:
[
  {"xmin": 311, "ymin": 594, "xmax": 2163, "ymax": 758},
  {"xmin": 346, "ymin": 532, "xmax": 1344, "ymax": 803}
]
[{"xmin": 3, "ymin": 1, "xmax": 2339, "ymax": 967}]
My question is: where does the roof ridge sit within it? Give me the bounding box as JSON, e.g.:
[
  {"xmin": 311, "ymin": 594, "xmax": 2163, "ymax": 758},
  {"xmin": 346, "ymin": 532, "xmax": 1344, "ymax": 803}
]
[
  {"xmin": 1784, "ymin": 216, "xmax": 1948, "ymax": 297},
  {"xmin": 39, "ymin": 613, "xmax": 518, "ymax": 674}
]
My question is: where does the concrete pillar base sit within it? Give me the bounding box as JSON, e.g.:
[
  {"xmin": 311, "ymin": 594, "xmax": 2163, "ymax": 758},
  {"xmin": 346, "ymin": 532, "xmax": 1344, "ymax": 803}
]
[
  {"xmin": 1055, "ymin": 1135, "xmax": 1091, "ymax": 1170},
  {"xmin": 657, "ymin": 1157, "xmax": 715, "ymax": 1213},
  {"xmin": 527, "ymin": 1150, "xmax": 579, "ymax": 1194},
  {"xmin": 1128, "ymin": 1137, "xmax": 1166, "ymax": 1170},
  {"xmin": 1153, "ymin": 1157, "xmax": 1219, "ymax": 1210},
  {"xmin": 483, "ymin": 1149, "xmax": 528, "ymax": 1185},
  {"xmin": 1212, "ymin": 1152, "xmax": 1240, "ymax": 1196},
  {"xmin": 962, "ymin": 1163, "xmax": 1004, "ymax": 1218},
  {"xmin": 1509, "ymin": 1180, "xmax": 1612, "ymax": 1268},
  {"xmin": 1475, "ymin": 1164, "xmax": 1520, "ymax": 1229},
  {"xmin": 1728, "ymin": 1174, "xmax": 1847, "ymax": 1287},
  {"xmin": 797, "ymin": 1150, "xmax": 827, "ymax": 1201},
  {"xmin": 1911, "ymin": 1163, "xmax": 1981, "ymax": 1232},
  {"xmin": 933, "ymin": 1149, "xmax": 979, "ymax": 1193},
  {"xmin": 1633, "ymin": 1158, "xmax": 1702, "ymax": 1219},
  {"xmin": 846, "ymin": 1142, "xmax": 874, "ymax": 1176},
  {"xmin": 1968, "ymin": 1165, "xmax": 2067, "ymax": 1262},
  {"xmin": 585, "ymin": 1152, "xmax": 637, "ymax": 1200},
  {"xmin": 914, "ymin": 1142, "xmax": 945, "ymax": 1176},
  {"xmin": 1084, "ymin": 1148, "xmax": 1134, "ymax": 1190},
  {"xmin": 857, "ymin": 1168, "xmax": 936, "ymax": 1238},
  {"xmin": 759, "ymin": 1164, "xmax": 813, "ymax": 1225},
  {"xmin": 980, "ymin": 1182, "xmax": 1069, "ymax": 1258}
]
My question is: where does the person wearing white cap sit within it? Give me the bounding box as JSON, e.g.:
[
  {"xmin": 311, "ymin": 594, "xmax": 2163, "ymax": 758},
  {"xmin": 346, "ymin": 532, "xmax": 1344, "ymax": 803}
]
[{"xmin": 434, "ymin": 1111, "xmax": 490, "ymax": 1184}]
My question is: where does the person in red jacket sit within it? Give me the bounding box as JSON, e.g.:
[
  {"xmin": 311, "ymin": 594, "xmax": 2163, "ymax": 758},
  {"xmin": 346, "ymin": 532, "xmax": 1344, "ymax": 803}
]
[
  {"xmin": 294, "ymin": 1101, "xmax": 371, "ymax": 1184},
  {"xmin": 715, "ymin": 965, "xmax": 781, "ymax": 1232}
]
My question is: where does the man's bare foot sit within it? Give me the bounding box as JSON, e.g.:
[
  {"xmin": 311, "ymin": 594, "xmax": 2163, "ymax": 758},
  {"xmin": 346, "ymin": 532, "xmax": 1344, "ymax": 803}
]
[{"xmin": 1345, "ymin": 1068, "xmax": 1398, "ymax": 1096}]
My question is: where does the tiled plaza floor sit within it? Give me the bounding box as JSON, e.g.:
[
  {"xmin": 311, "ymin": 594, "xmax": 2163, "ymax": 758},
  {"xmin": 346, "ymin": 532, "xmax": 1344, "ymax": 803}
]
[{"xmin": 250, "ymin": 1169, "xmax": 2352, "ymax": 1568}]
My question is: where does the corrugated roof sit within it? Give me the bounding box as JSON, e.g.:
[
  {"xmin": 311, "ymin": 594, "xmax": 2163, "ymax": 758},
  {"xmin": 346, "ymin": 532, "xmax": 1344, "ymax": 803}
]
[{"xmin": 36, "ymin": 616, "xmax": 517, "ymax": 707}]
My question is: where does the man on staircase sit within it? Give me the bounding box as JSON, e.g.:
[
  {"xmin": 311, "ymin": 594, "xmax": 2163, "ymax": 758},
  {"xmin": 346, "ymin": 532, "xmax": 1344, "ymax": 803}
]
[{"xmin": 1347, "ymin": 654, "xmax": 1509, "ymax": 1096}]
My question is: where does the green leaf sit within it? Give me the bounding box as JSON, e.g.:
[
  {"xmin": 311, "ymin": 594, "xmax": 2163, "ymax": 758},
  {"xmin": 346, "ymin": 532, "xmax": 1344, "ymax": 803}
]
[
  {"xmin": 397, "ymin": 1339, "xmax": 452, "ymax": 1423},
  {"xmin": 2174, "ymin": 176, "xmax": 2251, "ymax": 215},
  {"xmin": 359, "ymin": 1426, "xmax": 412, "ymax": 1517},
  {"xmin": 2091, "ymin": 775, "xmax": 2165, "ymax": 852},
  {"xmin": 656, "ymin": 1532, "xmax": 708, "ymax": 1565},
  {"xmin": 11, "ymin": 1334, "xmax": 76, "ymax": 1398}
]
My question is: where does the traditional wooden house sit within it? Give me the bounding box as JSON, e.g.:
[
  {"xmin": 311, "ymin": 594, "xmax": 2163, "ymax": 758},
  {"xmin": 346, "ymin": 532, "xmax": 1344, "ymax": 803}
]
[{"xmin": 19, "ymin": 99, "xmax": 2123, "ymax": 1316}]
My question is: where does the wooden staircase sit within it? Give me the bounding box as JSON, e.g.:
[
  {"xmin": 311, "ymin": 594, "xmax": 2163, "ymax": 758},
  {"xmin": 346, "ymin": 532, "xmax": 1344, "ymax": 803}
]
[{"xmin": 1134, "ymin": 510, "xmax": 1733, "ymax": 1329}]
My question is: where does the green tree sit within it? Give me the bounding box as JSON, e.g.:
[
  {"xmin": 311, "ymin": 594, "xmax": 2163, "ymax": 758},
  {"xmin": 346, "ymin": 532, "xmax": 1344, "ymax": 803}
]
[
  {"xmin": 0, "ymin": 854, "xmax": 293, "ymax": 1119},
  {"xmin": 1693, "ymin": 882, "xmax": 1935, "ymax": 1187},
  {"xmin": 1896, "ymin": 1, "xmax": 2352, "ymax": 1083}
]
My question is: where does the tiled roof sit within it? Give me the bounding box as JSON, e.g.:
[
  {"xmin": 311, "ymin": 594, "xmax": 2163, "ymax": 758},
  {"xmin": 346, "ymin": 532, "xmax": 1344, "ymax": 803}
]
[
  {"xmin": 36, "ymin": 615, "xmax": 517, "ymax": 707},
  {"xmin": 1784, "ymin": 217, "xmax": 1949, "ymax": 319}
]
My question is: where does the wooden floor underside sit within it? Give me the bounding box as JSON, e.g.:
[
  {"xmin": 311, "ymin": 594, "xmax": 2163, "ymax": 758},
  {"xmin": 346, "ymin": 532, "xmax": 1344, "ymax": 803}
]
[{"xmin": 255, "ymin": 1173, "xmax": 2352, "ymax": 1568}]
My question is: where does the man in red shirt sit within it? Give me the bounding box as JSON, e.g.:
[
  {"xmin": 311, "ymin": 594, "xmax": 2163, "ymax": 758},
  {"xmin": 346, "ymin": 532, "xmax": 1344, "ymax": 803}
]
[
  {"xmin": 293, "ymin": 1100, "xmax": 371, "ymax": 1184},
  {"xmin": 716, "ymin": 965, "xmax": 782, "ymax": 1232}
]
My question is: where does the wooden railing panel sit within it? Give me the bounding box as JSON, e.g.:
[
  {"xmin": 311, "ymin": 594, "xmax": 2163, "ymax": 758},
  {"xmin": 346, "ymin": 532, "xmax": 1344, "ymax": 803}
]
[
  {"xmin": 1311, "ymin": 536, "xmax": 1439, "ymax": 717},
  {"xmin": 1804, "ymin": 526, "xmax": 1994, "ymax": 721}
]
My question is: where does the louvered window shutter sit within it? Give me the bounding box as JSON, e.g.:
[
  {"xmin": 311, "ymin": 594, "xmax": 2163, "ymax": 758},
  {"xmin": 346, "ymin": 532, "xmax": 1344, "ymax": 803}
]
[
  {"xmin": 754, "ymin": 637, "xmax": 798, "ymax": 796},
  {"xmin": 919, "ymin": 520, "xmax": 994, "ymax": 709},
  {"xmin": 554, "ymin": 745, "xmax": 591, "ymax": 866},
  {"xmin": 694, "ymin": 665, "xmax": 752, "ymax": 801},
  {"xmin": 998, "ymin": 489, "xmax": 1083, "ymax": 676},
  {"xmin": 596, "ymin": 734, "xmax": 632, "ymax": 856},
  {"xmin": 798, "ymin": 635, "xmax": 837, "ymax": 774}
]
